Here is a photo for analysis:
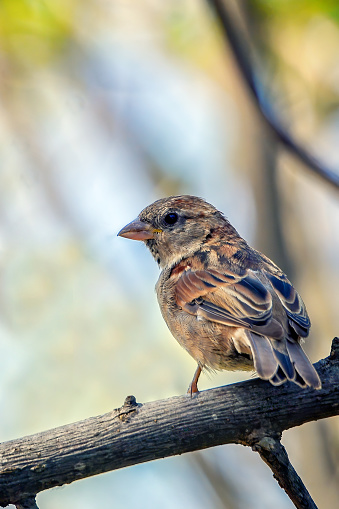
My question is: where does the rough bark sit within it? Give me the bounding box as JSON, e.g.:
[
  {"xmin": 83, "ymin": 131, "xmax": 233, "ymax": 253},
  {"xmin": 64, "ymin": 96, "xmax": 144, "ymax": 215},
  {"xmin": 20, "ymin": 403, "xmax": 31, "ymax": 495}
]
[
  {"xmin": 0, "ymin": 339, "xmax": 338, "ymax": 508},
  {"xmin": 253, "ymin": 436, "xmax": 318, "ymax": 509}
]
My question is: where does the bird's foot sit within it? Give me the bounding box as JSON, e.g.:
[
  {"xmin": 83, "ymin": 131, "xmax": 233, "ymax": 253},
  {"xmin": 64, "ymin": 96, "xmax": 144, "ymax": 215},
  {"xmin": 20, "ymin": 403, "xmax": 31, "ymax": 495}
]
[
  {"xmin": 187, "ymin": 365, "xmax": 202, "ymax": 397},
  {"xmin": 187, "ymin": 381, "xmax": 199, "ymax": 397}
]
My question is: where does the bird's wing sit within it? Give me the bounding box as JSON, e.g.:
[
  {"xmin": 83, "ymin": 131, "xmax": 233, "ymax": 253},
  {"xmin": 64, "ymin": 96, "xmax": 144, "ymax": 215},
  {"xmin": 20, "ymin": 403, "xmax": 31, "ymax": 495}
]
[
  {"xmin": 175, "ymin": 267, "xmax": 284, "ymax": 339},
  {"xmin": 172, "ymin": 261, "xmax": 319, "ymax": 389},
  {"xmin": 264, "ymin": 272, "xmax": 310, "ymax": 337}
]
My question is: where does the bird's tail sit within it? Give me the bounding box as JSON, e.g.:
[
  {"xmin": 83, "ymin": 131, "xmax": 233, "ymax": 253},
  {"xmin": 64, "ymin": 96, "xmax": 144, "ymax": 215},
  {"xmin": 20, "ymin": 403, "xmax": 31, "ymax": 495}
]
[{"xmin": 247, "ymin": 332, "xmax": 322, "ymax": 389}]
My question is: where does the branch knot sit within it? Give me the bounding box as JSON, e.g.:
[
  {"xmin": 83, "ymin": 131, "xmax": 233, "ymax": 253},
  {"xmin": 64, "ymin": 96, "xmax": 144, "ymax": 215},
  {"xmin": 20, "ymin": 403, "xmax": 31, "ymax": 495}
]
[
  {"xmin": 330, "ymin": 337, "xmax": 339, "ymax": 360},
  {"xmin": 117, "ymin": 395, "xmax": 140, "ymax": 422}
]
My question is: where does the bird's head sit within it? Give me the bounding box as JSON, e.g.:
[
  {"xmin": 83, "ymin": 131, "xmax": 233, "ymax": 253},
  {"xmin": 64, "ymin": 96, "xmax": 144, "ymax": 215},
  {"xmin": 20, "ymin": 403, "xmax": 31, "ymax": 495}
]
[{"xmin": 118, "ymin": 195, "xmax": 239, "ymax": 268}]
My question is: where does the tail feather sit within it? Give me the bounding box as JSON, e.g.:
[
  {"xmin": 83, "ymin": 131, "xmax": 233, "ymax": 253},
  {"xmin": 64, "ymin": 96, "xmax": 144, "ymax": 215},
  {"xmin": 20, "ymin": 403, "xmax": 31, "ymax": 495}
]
[
  {"xmin": 270, "ymin": 367, "xmax": 286, "ymax": 386},
  {"xmin": 272, "ymin": 349, "xmax": 295, "ymax": 380},
  {"xmin": 247, "ymin": 332, "xmax": 277, "ymax": 380},
  {"xmin": 286, "ymin": 340, "xmax": 322, "ymax": 390},
  {"xmin": 247, "ymin": 332, "xmax": 322, "ymax": 390},
  {"xmin": 293, "ymin": 371, "xmax": 308, "ymax": 389}
]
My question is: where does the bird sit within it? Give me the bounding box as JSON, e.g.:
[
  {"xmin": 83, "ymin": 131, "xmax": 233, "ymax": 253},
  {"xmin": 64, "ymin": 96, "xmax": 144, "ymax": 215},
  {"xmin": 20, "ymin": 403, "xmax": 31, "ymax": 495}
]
[{"xmin": 118, "ymin": 195, "xmax": 321, "ymax": 393}]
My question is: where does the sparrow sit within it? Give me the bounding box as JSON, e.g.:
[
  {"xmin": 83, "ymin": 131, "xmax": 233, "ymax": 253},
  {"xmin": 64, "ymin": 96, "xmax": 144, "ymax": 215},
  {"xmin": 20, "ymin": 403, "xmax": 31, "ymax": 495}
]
[{"xmin": 118, "ymin": 195, "xmax": 321, "ymax": 393}]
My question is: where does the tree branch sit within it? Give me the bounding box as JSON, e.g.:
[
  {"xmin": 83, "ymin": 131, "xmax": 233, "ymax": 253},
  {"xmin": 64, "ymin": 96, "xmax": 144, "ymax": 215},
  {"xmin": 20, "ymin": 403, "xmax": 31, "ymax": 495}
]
[
  {"xmin": 253, "ymin": 436, "xmax": 318, "ymax": 509},
  {"xmin": 0, "ymin": 338, "xmax": 338, "ymax": 508},
  {"xmin": 15, "ymin": 496, "xmax": 39, "ymax": 509},
  {"xmin": 206, "ymin": 0, "xmax": 339, "ymax": 190}
]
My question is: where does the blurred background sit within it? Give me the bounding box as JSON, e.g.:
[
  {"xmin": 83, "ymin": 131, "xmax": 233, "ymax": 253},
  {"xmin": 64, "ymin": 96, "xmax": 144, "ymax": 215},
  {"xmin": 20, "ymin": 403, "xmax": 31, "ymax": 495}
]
[{"xmin": 0, "ymin": 0, "xmax": 338, "ymax": 507}]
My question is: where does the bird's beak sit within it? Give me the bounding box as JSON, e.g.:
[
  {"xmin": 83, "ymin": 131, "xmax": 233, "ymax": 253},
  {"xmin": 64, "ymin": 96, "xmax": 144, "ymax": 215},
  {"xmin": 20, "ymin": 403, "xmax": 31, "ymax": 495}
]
[{"xmin": 117, "ymin": 219, "xmax": 160, "ymax": 241}]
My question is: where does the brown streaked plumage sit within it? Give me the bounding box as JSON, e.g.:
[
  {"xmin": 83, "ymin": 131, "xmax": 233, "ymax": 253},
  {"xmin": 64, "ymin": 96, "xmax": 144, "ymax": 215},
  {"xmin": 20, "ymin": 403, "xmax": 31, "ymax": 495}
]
[{"xmin": 118, "ymin": 195, "xmax": 321, "ymax": 393}]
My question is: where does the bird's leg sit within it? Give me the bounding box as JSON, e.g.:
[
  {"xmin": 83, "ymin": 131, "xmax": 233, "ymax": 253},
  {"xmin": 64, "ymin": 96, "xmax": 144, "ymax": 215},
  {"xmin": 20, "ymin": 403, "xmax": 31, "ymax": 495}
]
[{"xmin": 187, "ymin": 364, "xmax": 202, "ymax": 396}]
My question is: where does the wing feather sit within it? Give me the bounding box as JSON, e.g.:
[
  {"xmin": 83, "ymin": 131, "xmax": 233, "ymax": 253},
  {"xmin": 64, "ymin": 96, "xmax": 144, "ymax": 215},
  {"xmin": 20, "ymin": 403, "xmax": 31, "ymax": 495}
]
[
  {"xmin": 266, "ymin": 273, "xmax": 310, "ymax": 337},
  {"xmin": 172, "ymin": 264, "xmax": 320, "ymax": 390},
  {"xmin": 175, "ymin": 268, "xmax": 284, "ymax": 338}
]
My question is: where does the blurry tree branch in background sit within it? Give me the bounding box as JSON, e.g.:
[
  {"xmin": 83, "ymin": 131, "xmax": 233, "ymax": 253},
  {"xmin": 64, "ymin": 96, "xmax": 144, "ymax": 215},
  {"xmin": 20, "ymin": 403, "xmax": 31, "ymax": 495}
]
[
  {"xmin": 1, "ymin": 338, "xmax": 338, "ymax": 509},
  {"xmin": 207, "ymin": 0, "xmax": 339, "ymax": 190}
]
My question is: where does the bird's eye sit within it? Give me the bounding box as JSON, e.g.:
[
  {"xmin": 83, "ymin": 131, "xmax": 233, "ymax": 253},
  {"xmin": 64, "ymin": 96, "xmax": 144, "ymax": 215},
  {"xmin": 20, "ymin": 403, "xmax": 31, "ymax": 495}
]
[{"xmin": 164, "ymin": 212, "xmax": 178, "ymax": 225}]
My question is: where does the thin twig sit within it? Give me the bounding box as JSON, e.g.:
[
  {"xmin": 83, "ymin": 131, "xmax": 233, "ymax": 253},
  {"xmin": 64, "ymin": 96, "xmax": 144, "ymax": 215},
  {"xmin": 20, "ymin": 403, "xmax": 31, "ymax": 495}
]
[{"xmin": 207, "ymin": 0, "xmax": 339, "ymax": 190}]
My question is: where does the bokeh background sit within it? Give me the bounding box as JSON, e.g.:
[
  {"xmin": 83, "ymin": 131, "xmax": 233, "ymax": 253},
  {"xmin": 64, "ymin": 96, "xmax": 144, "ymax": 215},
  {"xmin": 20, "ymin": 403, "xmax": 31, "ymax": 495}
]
[{"xmin": 1, "ymin": 0, "xmax": 339, "ymax": 507}]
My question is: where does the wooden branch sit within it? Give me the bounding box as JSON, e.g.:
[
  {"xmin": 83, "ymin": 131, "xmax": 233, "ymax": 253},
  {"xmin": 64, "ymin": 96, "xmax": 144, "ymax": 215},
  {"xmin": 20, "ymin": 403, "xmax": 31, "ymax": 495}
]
[
  {"xmin": 0, "ymin": 338, "xmax": 338, "ymax": 508},
  {"xmin": 15, "ymin": 496, "xmax": 39, "ymax": 509},
  {"xmin": 253, "ymin": 436, "xmax": 318, "ymax": 509},
  {"xmin": 207, "ymin": 0, "xmax": 339, "ymax": 190}
]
